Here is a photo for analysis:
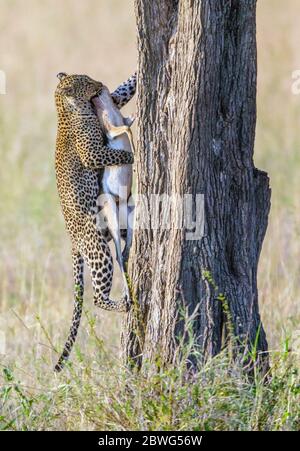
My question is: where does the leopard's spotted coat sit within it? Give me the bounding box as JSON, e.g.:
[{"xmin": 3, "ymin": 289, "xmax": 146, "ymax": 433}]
[{"xmin": 54, "ymin": 72, "xmax": 136, "ymax": 371}]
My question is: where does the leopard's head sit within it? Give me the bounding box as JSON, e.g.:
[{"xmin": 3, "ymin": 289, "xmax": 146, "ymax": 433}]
[{"xmin": 55, "ymin": 72, "xmax": 104, "ymax": 115}]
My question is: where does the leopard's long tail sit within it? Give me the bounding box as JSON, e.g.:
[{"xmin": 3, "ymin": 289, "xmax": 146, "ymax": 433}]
[{"xmin": 54, "ymin": 252, "xmax": 84, "ymax": 372}]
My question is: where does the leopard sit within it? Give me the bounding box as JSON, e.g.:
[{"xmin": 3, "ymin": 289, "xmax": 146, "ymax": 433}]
[{"xmin": 54, "ymin": 72, "xmax": 137, "ymax": 372}]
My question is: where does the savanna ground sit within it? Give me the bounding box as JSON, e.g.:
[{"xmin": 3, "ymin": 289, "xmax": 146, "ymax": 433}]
[{"xmin": 0, "ymin": 0, "xmax": 299, "ymax": 431}]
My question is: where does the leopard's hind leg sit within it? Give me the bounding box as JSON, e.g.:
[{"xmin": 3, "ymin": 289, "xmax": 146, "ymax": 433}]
[{"xmin": 79, "ymin": 220, "xmax": 130, "ymax": 312}]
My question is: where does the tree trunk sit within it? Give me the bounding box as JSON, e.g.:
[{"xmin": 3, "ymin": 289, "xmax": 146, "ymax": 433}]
[{"xmin": 122, "ymin": 0, "xmax": 270, "ymax": 373}]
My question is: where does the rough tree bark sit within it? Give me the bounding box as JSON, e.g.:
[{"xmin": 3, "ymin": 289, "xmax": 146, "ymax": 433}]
[{"xmin": 122, "ymin": 0, "xmax": 270, "ymax": 373}]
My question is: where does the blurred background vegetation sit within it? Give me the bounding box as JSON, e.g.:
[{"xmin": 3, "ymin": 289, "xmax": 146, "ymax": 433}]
[
  {"xmin": 0, "ymin": 0, "xmax": 137, "ymax": 365},
  {"xmin": 0, "ymin": 0, "xmax": 299, "ymax": 430}
]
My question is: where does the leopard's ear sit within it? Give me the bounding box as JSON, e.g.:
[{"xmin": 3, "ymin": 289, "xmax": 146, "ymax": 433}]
[{"xmin": 57, "ymin": 72, "xmax": 68, "ymax": 81}]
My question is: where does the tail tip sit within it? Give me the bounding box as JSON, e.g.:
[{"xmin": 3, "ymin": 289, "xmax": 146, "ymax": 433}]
[{"xmin": 54, "ymin": 360, "xmax": 64, "ymax": 373}]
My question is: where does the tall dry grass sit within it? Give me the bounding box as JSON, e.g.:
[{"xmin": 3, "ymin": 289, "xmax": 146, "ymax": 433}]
[{"xmin": 0, "ymin": 0, "xmax": 299, "ymax": 430}]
